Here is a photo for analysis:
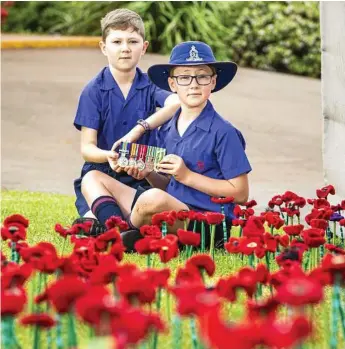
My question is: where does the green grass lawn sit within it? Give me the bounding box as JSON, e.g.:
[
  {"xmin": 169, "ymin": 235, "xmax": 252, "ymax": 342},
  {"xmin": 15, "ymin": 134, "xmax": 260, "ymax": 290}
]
[{"xmin": 1, "ymin": 190, "xmax": 343, "ymax": 349}]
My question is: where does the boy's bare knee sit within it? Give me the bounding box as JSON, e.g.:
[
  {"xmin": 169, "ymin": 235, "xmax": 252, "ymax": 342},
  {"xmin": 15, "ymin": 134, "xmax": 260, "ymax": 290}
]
[
  {"xmin": 81, "ymin": 170, "xmax": 102, "ymax": 194},
  {"xmin": 134, "ymin": 188, "xmax": 166, "ymax": 216}
]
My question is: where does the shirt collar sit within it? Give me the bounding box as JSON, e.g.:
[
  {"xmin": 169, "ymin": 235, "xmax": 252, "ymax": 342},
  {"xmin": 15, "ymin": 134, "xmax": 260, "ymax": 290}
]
[
  {"xmin": 194, "ymin": 100, "xmax": 215, "ymax": 132},
  {"xmin": 165, "ymin": 100, "xmax": 215, "ymax": 134},
  {"xmin": 101, "ymin": 67, "xmax": 150, "ymax": 91}
]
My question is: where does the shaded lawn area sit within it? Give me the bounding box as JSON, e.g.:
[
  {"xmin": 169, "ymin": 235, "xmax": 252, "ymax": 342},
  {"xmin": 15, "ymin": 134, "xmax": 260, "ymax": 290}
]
[{"xmin": 1, "ymin": 191, "xmax": 339, "ymax": 348}]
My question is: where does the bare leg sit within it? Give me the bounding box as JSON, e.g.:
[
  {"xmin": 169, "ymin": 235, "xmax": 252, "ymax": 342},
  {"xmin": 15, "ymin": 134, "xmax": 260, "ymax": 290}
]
[
  {"xmin": 83, "ymin": 210, "xmax": 97, "ymax": 219},
  {"xmin": 81, "ymin": 170, "xmax": 136, "ymax": 218},
  {"xmin": 130, "ymin": 188, "xmax": 189, "ymax": 232}
]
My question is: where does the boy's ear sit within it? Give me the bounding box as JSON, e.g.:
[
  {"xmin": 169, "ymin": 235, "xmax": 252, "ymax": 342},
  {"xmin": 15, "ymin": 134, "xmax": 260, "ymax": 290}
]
[
  {"xmin": 99, "ymin": 41, "xmax": 107, "ymax": 56},
  {"xmin": 142, "ymin": 41, "xmax": 149, "ymax": 55},
  {"xmin": 168, "ymin": 77, "xmax": 177, "ymax": 92},
  {"xmin": 211, "ymin": 74, "xmax": 217, "ymax": 91}
]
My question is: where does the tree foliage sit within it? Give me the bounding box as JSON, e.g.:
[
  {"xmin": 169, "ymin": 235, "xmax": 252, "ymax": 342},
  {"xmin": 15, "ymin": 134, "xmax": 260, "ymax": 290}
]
[{"xmin": 2, "ymin": 1, "xmax": 321, "ymax": 77}]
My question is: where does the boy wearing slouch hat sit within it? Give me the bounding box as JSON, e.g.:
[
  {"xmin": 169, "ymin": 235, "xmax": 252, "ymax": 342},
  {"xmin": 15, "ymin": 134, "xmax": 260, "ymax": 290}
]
[{"xmin": 82, "ymin": 41, "xmax": 252, "ymax": 250}]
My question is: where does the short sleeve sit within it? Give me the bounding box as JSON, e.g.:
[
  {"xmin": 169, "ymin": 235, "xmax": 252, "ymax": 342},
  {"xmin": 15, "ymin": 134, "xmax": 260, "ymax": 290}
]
[
  {"xmin": 74, "ymin": 84, "xmax": 101, "ymax": 131},
  {"xmin": 215, "ymin": 126, "xmax": 252, "ymax": 179},
  {"xmin": 155, "ymin": 122, "xmax": 170, "ymax": 148},
  {"xmin": 152, "ymin": 85, "xmax": 171, "ymax": 108}
]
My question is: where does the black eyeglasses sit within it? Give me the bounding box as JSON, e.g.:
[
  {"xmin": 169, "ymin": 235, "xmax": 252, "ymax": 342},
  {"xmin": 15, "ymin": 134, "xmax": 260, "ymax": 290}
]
[{"xmin": 171, "ymin": 74, "xmax": 214, "ymax": 86}]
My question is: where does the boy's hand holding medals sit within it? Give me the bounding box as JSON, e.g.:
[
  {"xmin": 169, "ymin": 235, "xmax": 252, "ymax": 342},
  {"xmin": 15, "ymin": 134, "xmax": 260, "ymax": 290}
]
[
  {"xmin": 157, "ymin": 154, "xmax": 190, "ymax": 183},
  {"xmin": 114, "ymin": 142, "xmax": 168, "ymax": 180}
]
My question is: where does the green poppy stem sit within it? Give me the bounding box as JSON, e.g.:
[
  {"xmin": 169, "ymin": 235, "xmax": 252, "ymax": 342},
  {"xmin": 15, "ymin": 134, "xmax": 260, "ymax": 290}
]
[
  {"xmin": 32, "ymin": 273, "xmax": 43, "ymax": 346},
  {"xmin": 1, "ymin": 316, "xmax": 12, "ymax": 348},
  {"xmin": 337, "ymin": 290, "xmax": 345, "ymax": 338},
  {"xmin": 310, "ymin": 248, "xmax": 314, "ymax": 271},
  {"xmin": 152, "ymin": 288, "xmax": 162, "ymax": 349},
  {"xmin": 264, "ymin": 252, "xmax": 273, "ymax": 296},
  {"xmin": 279, "ymin": 207, "xmax": 285, "ymax": 220},
  {"xmin": 190, "ymin": 318, "xmax": 198, "ymax": 349},
  {"xmin": 1, "ymin": 316, "xmax": 21, "ymax": 349},
  {"xmin": 188, "ymin": 245, "xmax": 194, "ymax": 259},
  {"xmin": 220, "ymin": 205, "xmax": 227, "ymax": 244},
  {"xmin": 33, "ymin": 324, "xmax": 40, "ymax": 349},
  {"xmin": 55, "ymin": 314, "xmax": 64, "ymax": 349},
  {"xmin": 249, "ymin": 254, "xmax": 254, "ymax": 268},
  {"xmin": 11, "ymin": 242, "xmax": 16, "ymax": 262},
  {"xmin": 333, "ymin": 221, "xmax": 337, "ymax": 245},
  {"xmin": 162, "ymin": 221, "xmax": 168, "ymax": 237},
  {"xmin": 330, "ymin": 273, "xmax": 341, "ymax": 349},
  {"xmin": 30, "ymin": 272, "xmax": 36, "ymax": 314},
  {"xmin": 303, "ymin": 250, "xmax": 310, "ymax": 271},
  {"xmin": 201, "ymin": 221, "xmax": 205, "ymax": 253},
  {"xmin": 67, "ymin": 311, "xmax": 78, "ymax": 349},
  {"xmin": 320, "ymin": 244, "xmax": 325, "ymax": 258},
  {"xmin": 60, "ymin": 237, "xmax": 67, "ymax": 257},
  {"xmin": 166, "ymin": 291, "xmax": 171, "ymax": 323},
  {"xmin": 43, "ymin": 274, "xmax": 52, "ymax": 349},
  {"xmin": 173, "ymin": 315, "xmax": 182, "ymax": 349},
  {"xmin": 147, "ymin": 254, "xmax": 151, "ymax": 268},
  {"xmin": 209, "ymin": 224, "xmax": 216, "ymax": 260}
]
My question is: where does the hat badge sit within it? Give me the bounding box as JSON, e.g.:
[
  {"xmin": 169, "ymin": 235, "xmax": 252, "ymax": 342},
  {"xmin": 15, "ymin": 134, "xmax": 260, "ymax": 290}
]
[{"xmin": 186, "ymin": 45, "xmax": 203, "ymax": 62}]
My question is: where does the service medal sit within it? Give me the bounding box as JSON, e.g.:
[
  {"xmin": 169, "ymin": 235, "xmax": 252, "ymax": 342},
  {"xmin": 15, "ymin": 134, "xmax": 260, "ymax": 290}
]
[
  {"xmin": 146, "ymin": 146, "xmax": 155, "ymax": 171},
  {"xmin": 128, "ymin": 158, "xmax": 137, "ymax": 167},
  {"xmin": 136, "ymin": 144, "xmax": 148, "ymax": 171},
  {"xmin": 136, "ymin": 159, "xmax": 146, "ymax": 171},
  {"xmin": 118, "ymin": 141, "xmax": 129, "ymax": 167},
  {"xmin": 118, "ymin": 156, "xmax": 129, "ymax": 167},
  {"xmin": 128, "ymin": 143, "xmax": 138, "ymax": 167},
  {"xmin": 154, "ymin": 147, "xmax": 166, "ymax": 172}
]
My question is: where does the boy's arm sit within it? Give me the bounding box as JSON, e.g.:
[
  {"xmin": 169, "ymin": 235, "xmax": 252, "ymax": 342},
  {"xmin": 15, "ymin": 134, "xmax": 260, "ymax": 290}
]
[
  {"xmin": 111, "ymin": 94, "xmax": 180, "ymax": 151},
  {"xmin": 81, "ymin": 127, "xmax": 114, "ymax": 163},
  {"xmin": 145, "ymin": 94, "xmax": 180, "ymax": 129},
  {"xmin": 183, "ymin": 172, "xmax": 249, "ymax": 204},
  {"xmin": 145, "ymin": 171, "xmax": 170, "ymax": 191},
  {"xmin": 157, "ymin": 155, "xmax": 249, "ymax": 204}
]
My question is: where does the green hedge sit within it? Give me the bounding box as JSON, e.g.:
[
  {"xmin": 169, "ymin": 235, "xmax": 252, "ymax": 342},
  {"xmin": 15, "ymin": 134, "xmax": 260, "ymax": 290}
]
[{"xmin": 2, "ymin": 1, "xmax": 321, "ymax": 78}]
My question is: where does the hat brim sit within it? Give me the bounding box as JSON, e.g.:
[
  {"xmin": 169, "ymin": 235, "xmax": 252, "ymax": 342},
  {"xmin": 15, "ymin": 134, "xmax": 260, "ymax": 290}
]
[{"xmin": 147, "ymin": 61, "xmax": 237, "ymax": 93}]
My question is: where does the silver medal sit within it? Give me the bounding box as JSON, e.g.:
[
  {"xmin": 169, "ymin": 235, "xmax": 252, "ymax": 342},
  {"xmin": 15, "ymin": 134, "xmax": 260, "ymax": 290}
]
[
  {"xmin": 118, "ymin": 142, "xmax": 129, "ymax": 168},
  {"xmin": 146, "ymin": 158, "xmax": 154, "ymax": 171},
  {"xmin": 118, "ymin": 156, "xmax": 129, "ymax": 167},
  {"xmin": 136, "ymin": 159, "xmax": 146, "ymax": 171},
  {"xmin": 128, "ymin": 158, "xmax": 137, "ymax": 167}
]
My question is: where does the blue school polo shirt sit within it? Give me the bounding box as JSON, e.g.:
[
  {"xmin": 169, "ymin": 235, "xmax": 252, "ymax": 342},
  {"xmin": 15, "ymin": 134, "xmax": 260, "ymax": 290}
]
[
  {"xmin": 157, "ymin": 101, "xmax": 252, "ymax": 219},
  {"xmin": 74, "ymin": 66, "xmax": 170, "ymax": 151}
]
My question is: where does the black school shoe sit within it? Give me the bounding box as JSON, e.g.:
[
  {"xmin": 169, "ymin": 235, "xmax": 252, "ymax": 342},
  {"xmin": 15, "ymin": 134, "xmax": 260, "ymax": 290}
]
[
  {"xmin": 121, "ymin": 229, "xmax": 143, "ymax": 253},
  {"xmin": 72, "ymin": 217, "xmax": 107, "ymax": 237}
]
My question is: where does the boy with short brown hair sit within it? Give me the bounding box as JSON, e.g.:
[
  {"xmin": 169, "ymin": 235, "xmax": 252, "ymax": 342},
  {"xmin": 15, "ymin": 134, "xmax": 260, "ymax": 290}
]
[{"xmin": 73, "ymin": 8, "xmax": 179, "ymax": 234}]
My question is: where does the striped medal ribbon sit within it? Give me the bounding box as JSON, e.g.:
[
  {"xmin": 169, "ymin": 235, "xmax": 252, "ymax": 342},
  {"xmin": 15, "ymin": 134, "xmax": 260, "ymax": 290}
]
[
  {"xmin": 118, "ymin": 141, "xmax": 129, "ymax": 167},
  {"xmin": 136, "ymin": 144, "xmax": 147, "ymax": 171},
  {"xmin": 128, "ymin": 143, "xmax": 138, "ymax": 167},
  {"xmin": 154, "ymin": 147, "xmax": 166, "ymax": 172},
  {"xmin": 146, "ymin": 146, "xmax": 155, "ymax": 171}
]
